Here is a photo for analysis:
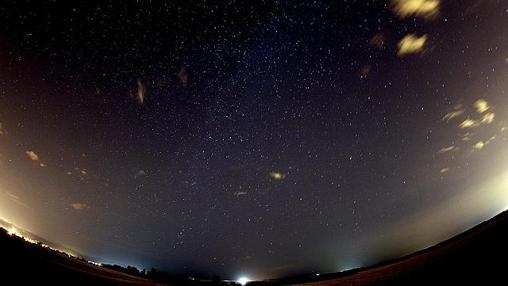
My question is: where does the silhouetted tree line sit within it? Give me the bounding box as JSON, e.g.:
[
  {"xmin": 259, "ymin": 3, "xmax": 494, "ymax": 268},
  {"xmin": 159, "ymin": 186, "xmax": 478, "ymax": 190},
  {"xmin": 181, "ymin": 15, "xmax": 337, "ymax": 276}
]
[
  {"xmin": 101, "ymin": 263, "xmax": 237, "ymax": 285},
  {"xmin": 1, "ymin": 227, "xmax": 242, "ymax": 285}
]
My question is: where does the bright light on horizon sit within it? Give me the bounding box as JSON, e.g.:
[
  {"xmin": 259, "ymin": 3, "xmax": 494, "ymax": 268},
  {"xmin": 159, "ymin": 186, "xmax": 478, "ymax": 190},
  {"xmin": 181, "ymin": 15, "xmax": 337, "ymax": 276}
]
[
  {"xmin": 7, "ymin": 226, "xmax": 18, "ymax": 236},
  {"xmin": 237, "ymin": 276, "xmax": 250, "ymax": 285}
]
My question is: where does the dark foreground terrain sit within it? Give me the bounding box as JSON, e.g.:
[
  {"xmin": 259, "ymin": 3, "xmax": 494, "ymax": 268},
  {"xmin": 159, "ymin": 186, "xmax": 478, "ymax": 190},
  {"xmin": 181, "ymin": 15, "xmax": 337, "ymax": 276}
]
[
  {"xmin": 2, "ymin": 209, "xmax": 508, "ymax": 285},
  {"xmin": 0, "ymin": 227, "xmax": 163, "ymax": 285},
  {"xmin": 269, "ymin": 209, "xmax": 508, "ymax": 285}
]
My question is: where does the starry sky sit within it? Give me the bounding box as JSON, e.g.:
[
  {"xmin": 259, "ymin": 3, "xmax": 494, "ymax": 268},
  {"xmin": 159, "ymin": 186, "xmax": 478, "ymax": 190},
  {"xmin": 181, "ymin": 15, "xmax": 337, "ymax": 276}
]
[{"xmin": 0, "ymin": 0, "xmax": 508, "ymax": 280}]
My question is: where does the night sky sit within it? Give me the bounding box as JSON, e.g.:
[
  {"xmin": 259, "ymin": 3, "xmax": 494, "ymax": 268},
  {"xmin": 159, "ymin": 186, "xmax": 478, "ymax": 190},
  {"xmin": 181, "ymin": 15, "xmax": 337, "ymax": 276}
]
[{"xmin": 0, "ymin": 0, "xmax": 508, "ymax": 281}]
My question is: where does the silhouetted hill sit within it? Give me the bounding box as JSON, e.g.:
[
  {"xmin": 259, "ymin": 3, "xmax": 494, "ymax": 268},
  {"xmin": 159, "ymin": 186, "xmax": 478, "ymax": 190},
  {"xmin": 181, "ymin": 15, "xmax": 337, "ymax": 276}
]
[
  {"xmin": 268, "ymin": 209, "xmax": 508, "ymax": 285},
  {"xmin": 0, "ymin": 227, "xmax": 163, "ymax": 285}
]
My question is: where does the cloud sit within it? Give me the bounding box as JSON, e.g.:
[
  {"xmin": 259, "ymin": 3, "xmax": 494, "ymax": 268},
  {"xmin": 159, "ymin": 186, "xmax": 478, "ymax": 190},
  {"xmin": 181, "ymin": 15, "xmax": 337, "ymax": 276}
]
[
  {"xmin": 458, "ymin": 119, "xmax": 480, "ymax": 129},
  {"xmin": 473, "ymin": 136, "xmax": 496, "ymax": 151},
  {"xmin": 135, "ymin": 79, "xmax": 146, "ymax": 104},
  {"xmin": 480, "ymin": 112, "xmax": 495, "ymax": 124},
  {"xmin": 135, "ymin": 169, "xmax": 147, "ymax": 178},
  {"xmin": 25, "ymin": 151, "xmax": 40, "ymax": 161},
  {"xmin": 270, "ymin": 171, "xmax": 286, "ymax": 180},
  {"xmin": 177, "ymin": 65, "xmax": 188, "ymax": 88},
  {"xmin": 369, "ymin": 33, "xmax": 386, "ymax": 48},
  {"xmin": 442, "ymin": 108, "xmax": 465, "ymax": 122},
  {"xmin": 390, "ymin": 0, "xmax": 440, "ymax": 19},
  {"xmin": 360, "ymin": 65, "xmax": 371, "ymax": 78},
  {"xmin": 71, "ymin": 203, "xmax": 89, "ymax": 210},
  {"xmin": 438, "ymin": 146, "xmax": 459, "ymax": 154},
  {"xmin": 462, "ymin": 132, "xmax": 473, "ymax": 141},
  {"xmin": 474, "ymin": 99, "xmax": 490, "ymax": 113},
  {"xmin": 234, "ymin": 191, "xmax": 248, "ymax": 197},
  {"xmin": 473, "ymin": 141, "xmax": 485, "ymax": 151},
  {"xmin": 2, "ymin": 191, "xmax": 31, "ymax": 209},
  {"xmin": 398, "ymin": 34, "xmax": 428, "ymax": 56}
]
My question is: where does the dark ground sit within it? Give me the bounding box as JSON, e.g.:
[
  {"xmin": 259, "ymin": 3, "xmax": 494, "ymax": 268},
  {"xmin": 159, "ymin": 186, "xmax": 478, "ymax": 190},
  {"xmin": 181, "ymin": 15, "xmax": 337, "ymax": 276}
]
[
  {"xmin": 2, "ymin": 209, "xmax": 508, "ymax": 285},
  {"xmin": 268, "ymin": 209, "xmax": 508, "ymax": 285},
  {"xmin": 0, "ymin": 227, "xmax": 163, "ymax": 285}
]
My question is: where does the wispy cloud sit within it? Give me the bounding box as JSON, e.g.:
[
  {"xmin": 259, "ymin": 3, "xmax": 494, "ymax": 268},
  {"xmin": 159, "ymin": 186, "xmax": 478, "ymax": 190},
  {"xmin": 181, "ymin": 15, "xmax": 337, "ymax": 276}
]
[
  {"xmin": 177, "ymin": 65, "xmax": 188, "ymax": 88},
  {"xmin": 369, "ymin": 33, "xmax": 386, "ymax": 48},
  {"xmin": 474, "ymin": 99, "xmax": 490, "ymax": 113},
  {"xmin": 442, "ymin": 107, "xmax": 465, "ymax": 122},
  {"xmin": 2, "ymin": 191, "xmax": 31, "ymax": 209},
  {"xmin": 25, "ymin": 150, "xmax": 40, "ymax": 161},
  {"xmin": 458, "ymin": 119, "xmax": 480, "ymax": 129},
  {"xmin": 462, "ymin": 132, "xmax": 473, "ymax": 141},
  {"xmin": 71, "ymin": 203, "xmax": 89, "ymax": 210},
  {"xmin": 135, "ymin": 79, "xmax": 146, "ymax": 104},
  {"xmin": 473, "ymin": 141, "xmax": 485, "ymax": 151},
  {"xmin": 398, "ymin": 34, "xmax": 427, "ymax": 56},
  {"xmin": 438, "ymin": 146, "xmax": 459, "ymax": 154},
  {"xmin": 390, "ymin": 0, "xmax": 440, "ymax": 19},
  {"xmin": 135, "ymin": 169, "xmax": 147, "ymax": 178},
  {"xmin": 481, "ymin": 112, "xmax": 495, "ymax": 124},
  {"xmin": 270, "ymin": 171, "xmax": 286, "ymax": 180}
]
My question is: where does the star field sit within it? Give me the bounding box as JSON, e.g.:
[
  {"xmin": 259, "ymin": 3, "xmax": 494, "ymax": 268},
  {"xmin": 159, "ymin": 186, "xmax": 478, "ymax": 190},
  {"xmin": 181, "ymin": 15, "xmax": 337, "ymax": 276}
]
[{"xmin": 0, "ymin": 0, "xmax": 507, "ymax": 280}]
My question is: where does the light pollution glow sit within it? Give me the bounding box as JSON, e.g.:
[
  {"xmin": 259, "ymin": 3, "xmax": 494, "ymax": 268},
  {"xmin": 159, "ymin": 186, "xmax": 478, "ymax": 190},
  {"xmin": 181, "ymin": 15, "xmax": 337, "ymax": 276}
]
[{"xmin": 1, "ymin": 217, "xmax": 101, "ymax": 266}]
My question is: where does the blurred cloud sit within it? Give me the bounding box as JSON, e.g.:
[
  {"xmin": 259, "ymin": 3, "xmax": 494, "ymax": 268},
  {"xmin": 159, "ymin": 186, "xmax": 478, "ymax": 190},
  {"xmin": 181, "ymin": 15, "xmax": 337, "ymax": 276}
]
[
  {"xmin": 369, "ymin": 33, "xmax": 386, "ymax": 48},
  {"xmin": 1, "ymin": 191, "xmax": 31, "ymax": 209},
  {"xmin": 25, "ymin": 151, "xmax": 40, "ymax": 161},
  {"xmin": 481, "ymin": 112, "xmax": 495, "ymax": 124},
  {"xmin": 71, "ymin": 203, "xmax": 89, "ymax": 210},
  {"xmin": 439, "ymin": 167, "xmax": 449, "ymax": 174},
  {"xmin": 135, "ymin": 169, "xmax": 147, "ymax": 178},
  {"xmin": 442, "ymin": 107, "xmax": 465, "ymax": 122},
  {"xmin": 177, "ymin": 65, "xmax": 188, "ymax": 88},
  {"xmin": 459, "ymin": 119, "xmax": 480, "ymax": 129},
  {"xmin": 440, "ymin": 98, "xmax": 501, "ymax": 168},
  {"xmin": 135, "ymin": 79, "xmax": 146, "ymax": 104},
  {"xmin": 474, "ymin": 99, "xmax": 490, "ymax": 113},
  {"xmin": 398, "ymin": 34, "xmax": 427, "ymax": 56},
  {"xmin": 270, "ymin": 171, "xmax": 286, "ymax": 180},
  {"xmin": 462, "ymin": 132, "xmax": 473, "ymax": 141},
  {"xmin": 438, "ymin": 146, "xmax": 459, "ymax": 154},
  {"xmin": 391, "ymin": 0, "xmax": 440, "ymax": 19},
  {"xmin": 473, "ymin": 141, "xmax": 485, "ymax": 151},
  {"xmin": 360, "ymin": 65, "xmax": 371, "ymax": 78}
]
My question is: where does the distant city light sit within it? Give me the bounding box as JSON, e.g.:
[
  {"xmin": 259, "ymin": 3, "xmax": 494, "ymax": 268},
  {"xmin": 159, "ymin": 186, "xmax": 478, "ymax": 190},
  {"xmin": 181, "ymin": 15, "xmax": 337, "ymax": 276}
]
[
  {"xmin": 7, "ymin": 226, "xmax": 17, "ymax": 236},
  {"xmin": 237, "ymin": 276, "xmax": 250, "ymax": 285}
]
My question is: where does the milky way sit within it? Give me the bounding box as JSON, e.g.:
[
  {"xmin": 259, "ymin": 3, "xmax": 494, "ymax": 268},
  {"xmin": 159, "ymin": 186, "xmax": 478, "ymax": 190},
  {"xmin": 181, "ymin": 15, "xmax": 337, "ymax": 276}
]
[{"xmin": 0, "ymin": 0, "xmax": 507, "ymax": 280}]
